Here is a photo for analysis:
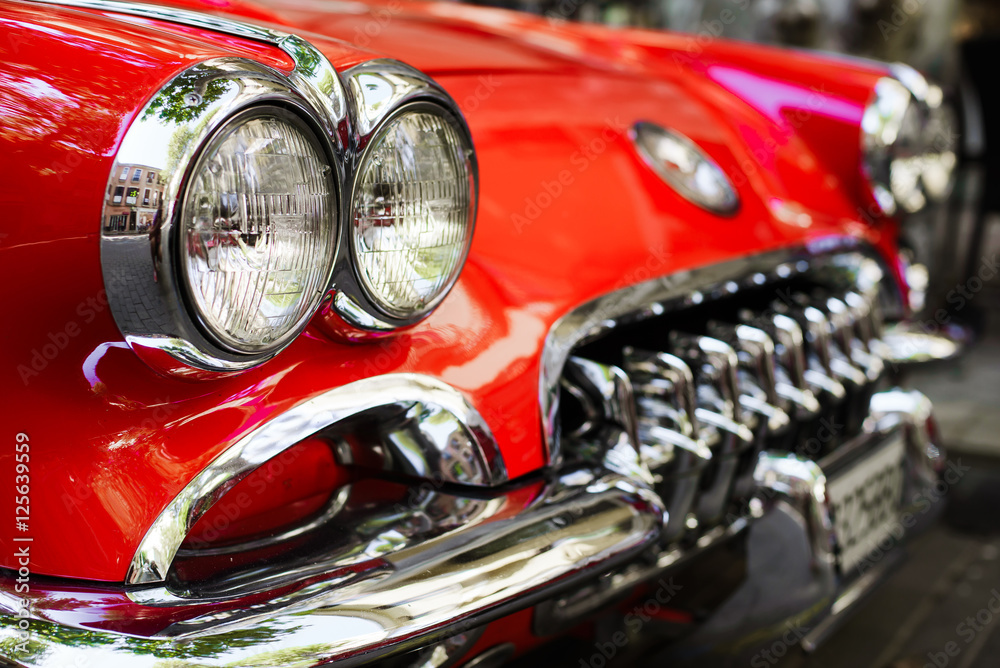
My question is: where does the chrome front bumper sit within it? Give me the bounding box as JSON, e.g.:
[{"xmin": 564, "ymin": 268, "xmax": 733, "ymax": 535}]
[
  {"xmin": 0, "ymin": 466, "xmax": 662, "ymax": 668},
  {"xmin": 0, "ymin": 388, "xmax": 942, "ymax": 668}
]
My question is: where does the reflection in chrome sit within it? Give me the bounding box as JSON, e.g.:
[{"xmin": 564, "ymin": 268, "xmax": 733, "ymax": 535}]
[
  {"xmin": 861, "ymin": 67, "xmax": 958, "ymax": 216},
  {"xmin": 408, "ymin": 627, "xmax": 487, "ymax": 668},
  {"xmin": 753, "ymin": 451, "xmax": 835, "ymax": 570},
  {"xmin": 707, "ymin": 323, "xmax": 792, "ymax": 496},
  {"xmin": 4, "ymin": 463, "xmax": 663, "ymax": 668},
  {"xmin": 41, "ymin": 0, "xmax": 353, "ymax": 374},
  {"xmin": 560, "ymin": 357, "xmax": 655, "ymax": 487},
  {"xmin": 65, "ymin": 0, "xmax": 477, "ymax": 372},
  {"xmin": 880, "ymin": 320, "xmax": 964, "ymax": 364},
  {"xmin": 544, "ymin": 239, "xmax": 939, "ymax": 586},
  {"xmin": 619, "ymin": 347, "xmax": 712, "ymax": 543},
  {"xmin": 671, "ymin": 334, "xmax": 754, "ymax": 526},
  {"xmin": 333, "ymin": 60, "xmax": 479, "ymax": 331},
  {"xmin": 869, "ymin": 387, "xmax": 944, "ymax": 483},
  {"xmin": 127, "ymin": 373, "xmax": 507, "ymax": 585},
  {"xmin": 100, "ymin": 57, "xmax": 346, "ymax": 374}
]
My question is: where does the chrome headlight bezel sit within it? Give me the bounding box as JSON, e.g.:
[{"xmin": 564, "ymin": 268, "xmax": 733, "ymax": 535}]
[
  {"xmin": 326, "ymin": 60, "xmax": 480, "ymax": 334},
  {"xmin": 101, "ymin": 56, "xmax": 347, "ymax": 376},
  {"xmin": 860, "ymin": 65, "xmax": 958, "ymax": 217}
]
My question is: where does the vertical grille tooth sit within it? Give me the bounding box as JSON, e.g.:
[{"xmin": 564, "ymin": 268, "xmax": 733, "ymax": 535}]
[
  {"xmin": 669, "ymin": 334, "xmax": 754, "ymax": 527},
  {"xmin": 621, "ymin": 347, "xmax": 698, "ymax": 439},
  {"xmin": 801, "ymin": 297, "xmax": 870, "ymax": 389},
  {"xmin": 773, "ymin": 301, "xmax": 848, "ymax": 403},
  {"xmin": 706, "ymin": 322, "xmax": 792, "ymax": 497},
  {"xmin": 844, "ymin": 290, "xmax": 887, "ymax": 358},
  {"xmin": 621, "ymin": 347, "xmax": 712, "ymax": 544},
  {"xmin": 562, "ymin": 356, "xmax": 639, "ymax": 445},
  {"xmin": 560, "ymin": 357, "xmax": 653, "ymax": 486},
  {"xmin": 827, "ymin": 296, "xmax": 883, "ymax": 380},
  {"xmin": 743, "ymin": 312, "xmax": 822, "ymax": 423}
]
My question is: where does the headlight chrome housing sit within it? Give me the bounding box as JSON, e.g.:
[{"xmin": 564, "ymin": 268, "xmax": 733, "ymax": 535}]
[
  {"xmin": 102, "ymin": 49, "xmax": 478, "ymax": 375},
  {"xmin": 325, "ymin": 60, "xmax": 479, "ymax": 334},
  {"xmin": 861, "ymin": 65, "xmax": 957, "ymax": 217},
  {"xmin": 101, "ymin": 55, "xmax": 346, "ymax": 376}
]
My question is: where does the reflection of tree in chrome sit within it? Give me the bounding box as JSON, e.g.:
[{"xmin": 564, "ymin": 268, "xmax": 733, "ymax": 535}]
[
  {"xmin": 141, "ymin": 69, "xmax": 231, "ymax": 126},
  {"xmin": 163, "ymin": 108, "xmax": 220, "ymax": 179},
  {"xmin": 0, "ymin": 612, "xmax": 316, "ymax": 666}
]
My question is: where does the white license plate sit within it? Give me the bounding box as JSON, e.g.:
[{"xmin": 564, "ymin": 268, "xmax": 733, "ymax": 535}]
[{"xmin": 826, "ymin": 437, "xmax": 906, "ymax": 572}]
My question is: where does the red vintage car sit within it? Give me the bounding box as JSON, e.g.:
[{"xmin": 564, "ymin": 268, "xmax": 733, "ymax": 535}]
[{"xmin": 0, "ymin": 0, "xmax": 958, "ymax": 666}]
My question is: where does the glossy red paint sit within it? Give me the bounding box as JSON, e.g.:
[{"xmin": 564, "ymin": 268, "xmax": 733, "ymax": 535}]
[{"xmin": 0, "ymin": 0, "xmax": 901, "ymax": 587}]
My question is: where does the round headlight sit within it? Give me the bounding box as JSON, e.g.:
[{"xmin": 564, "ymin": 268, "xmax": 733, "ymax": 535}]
[
  {"xmin": 861, "ymin": 74, "xmax": 957, "ymax": 216},
  {"xmin": 921, "ymin": 88, "xmax": 958, "ymax": 201},
  {"xmin": 631, "ymin": 122, "xmax": 739, "ymax": 216},
  {"xmin": 350, "ymin": 106, "xmax": 476, "ymax": 320},
  {"xmin": 180, "ymin": 107, "xmax": 337, "ymax": 354}
]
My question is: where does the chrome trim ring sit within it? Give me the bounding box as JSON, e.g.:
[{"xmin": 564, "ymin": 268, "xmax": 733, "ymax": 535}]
[
  {"xmin": 126, "ymin": 373, "xmax": 507, "ymax": 585},
  {"xmin": 630, "ymin": 121, "xmax": 740, "ymax": 216},
  {"xmin": 325, "ymin": 59, "xmax": 480, "ymax": 333},
  {"xmin": 101, "ymin": 57, "xmax": 346, "ymax": 373}
]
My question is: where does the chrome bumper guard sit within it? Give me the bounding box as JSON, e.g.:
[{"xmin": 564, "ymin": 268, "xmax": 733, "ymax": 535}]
[
  {"xmin": 0, "ymin": 466, "xmax": 663, "ymax": 668},
  {"xmin": 675, "ymin": 387, "xmax": 945, "ymax": 656}
]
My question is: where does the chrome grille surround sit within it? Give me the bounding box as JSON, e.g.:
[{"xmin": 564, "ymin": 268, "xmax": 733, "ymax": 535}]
[
  {"xmin": 547, "ymin": 239, "xmax": 901, "ymax": 548},
  {"xmin": 542, "ymin": 239, "xmax": 896, "ymax": 460}
]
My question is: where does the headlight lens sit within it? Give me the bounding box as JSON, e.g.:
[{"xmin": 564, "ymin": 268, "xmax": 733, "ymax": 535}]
[
  {"xmin": 861, "ymin": 74, "xmax": 957, "ymax": 216},
  {"xmin": 351, "ymin": 108, "xmax": 475, "ymax": 320},
  {"xmin": 181, "ymin": 108, "xmax": 337, "ymax": 353},
  {"xmin": 632, "ymin": 122, "xmax": 739, "ymax": 215},
  {"xmin": 921, "ymin": 90, "xmax": 958, "ymax": 201}
]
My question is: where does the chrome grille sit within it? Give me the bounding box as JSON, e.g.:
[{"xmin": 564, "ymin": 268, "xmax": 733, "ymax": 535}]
[{"xmin": 553, "ymin": 248, "xmax": 891, "ymax": 547}]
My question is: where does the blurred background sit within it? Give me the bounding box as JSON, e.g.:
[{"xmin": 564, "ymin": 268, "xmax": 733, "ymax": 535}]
[{"xmin": 459, "ymin": 1, "xmax": 1000, "ymax": 665}]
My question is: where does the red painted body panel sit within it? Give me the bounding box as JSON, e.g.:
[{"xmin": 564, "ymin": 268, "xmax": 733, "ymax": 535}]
[{"xmin": 0, "ymin": 0, "xmax": 900, "ymax": 584}]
